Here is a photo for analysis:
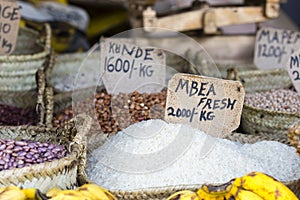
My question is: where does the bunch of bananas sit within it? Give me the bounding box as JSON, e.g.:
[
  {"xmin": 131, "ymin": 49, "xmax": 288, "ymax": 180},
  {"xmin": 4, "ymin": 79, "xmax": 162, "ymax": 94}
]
[
  {"xmin": 167, "ymin": 172, "xmax": 299, "ymax": 200},
  {"xmin": 0, "ymin": 184, "xmax": 117, "ymax": 200},
  {"xmin": 43, "ymin": 184, "xmax": 117, "ymax": 200}
]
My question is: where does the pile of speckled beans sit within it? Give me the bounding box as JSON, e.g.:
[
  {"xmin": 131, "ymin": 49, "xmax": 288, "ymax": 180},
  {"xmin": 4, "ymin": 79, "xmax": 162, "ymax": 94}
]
[
  {"xmin": 0, "ymin": 138, "xmax": 68, "ymax": 171},
  {"xmin": 53, "ymin": 89, "xmax": 167, "ymax": 134}
]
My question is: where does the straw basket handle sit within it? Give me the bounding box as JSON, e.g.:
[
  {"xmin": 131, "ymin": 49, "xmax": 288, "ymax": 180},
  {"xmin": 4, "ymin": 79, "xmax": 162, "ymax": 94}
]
[
  {"xmin": 70, "ymin": 114, "xmax": 93, "ymax": 185},
  {"xmin": 226, "ymin": 68, "xmax": 240, "ymax": 81},
  {"xmin": 288, "ymin": 124, "xmax": 300, "ymax": 156},
  {"xmin": 36, "ymin": 69, "xmax": 46, "ymax": 125}
]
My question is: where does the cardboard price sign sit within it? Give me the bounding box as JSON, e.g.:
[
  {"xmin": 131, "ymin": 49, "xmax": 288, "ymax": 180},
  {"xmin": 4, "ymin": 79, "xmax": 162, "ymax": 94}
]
[
  {"xmin": 100, "ymin": 39, "xmax": 166, "ymax": 94},
  {"xmin": 254, "ymin": 27, "xmax": 300, "ymax": 69},
  {"xmin": 165, "ymin": 73, "xmax": 245, "ymax": 137},
  {"xmin": 0, "ymin": 0, "xmax": 20, "ymax": 55},
  {"xmin": 286, "ymin": 49, "xmax": 300, "ymax": 93}
]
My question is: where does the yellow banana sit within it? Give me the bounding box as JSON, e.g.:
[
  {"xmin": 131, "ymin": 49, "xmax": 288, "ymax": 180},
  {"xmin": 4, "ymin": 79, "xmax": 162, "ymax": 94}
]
[
  {"xmin": 22, "ymin": 188, "xmax": 38, "ymax": 200},
  {"xmin": 49, "ymin": 190, "xmax": 91, "ymax": 200},
  {"xmin": 232, "ymin": 172, "xmax": 298, "ymax": 200},
  {"xmin": 0, "ymin": 186, "xmax": 26, "ymax": 200},
  {"xmin": 76, "ymin": 184, "xmax": 117, "ymax": 200},
  {"xmin": 229, "ymin": 184, "xmax": 263, "ymax": 200},
  {"xmin": 46, "ymin": 188, "xmax": 62, "ymax": 198},
  {"xmin": 167, "ymin": 190, "xmax": 198, "ymax": 200},
  {"xmin": 197, "ymin": 182, "xmax": 233, "ymax": 200}
]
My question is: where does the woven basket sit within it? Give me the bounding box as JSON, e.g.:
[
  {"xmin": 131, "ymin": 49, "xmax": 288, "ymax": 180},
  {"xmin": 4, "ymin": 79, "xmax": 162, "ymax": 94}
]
[
  {"xmin": 241, "ymin": 105, "xmax": 300, "ymax": 140},
  {"xmin": 80, "ymin": 131, "xmax": 300, "ymax": 199},
  {"xmin": 226, "ymin": 68, "xmax": 297, "ymax": 139},
  {"xmin": 226, "ymin": 68, "xmax": 292, "ymax": 93},
  {"xmin": 0, "ymin": 69, "xmax": 47, "ymax": 127},
  {"xmin": 0, "ymin": 114, "xmax": 91, "ymax": 193},
  {"xmin": 288, "ymin": 124, "xmax": 300, "ymax": 156},
  {"xmin": 0, "ymin": 24, "xmax": 53, "ymax": 108}
]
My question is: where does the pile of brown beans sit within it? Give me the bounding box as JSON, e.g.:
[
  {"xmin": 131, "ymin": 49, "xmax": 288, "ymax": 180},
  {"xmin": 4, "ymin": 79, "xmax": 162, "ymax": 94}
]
[
  {"xmin": 0, "ymin": 138, "xmax": 68, "ymax": 171},
  {"xmin": 0, "ymin": 104, "xmax": 38, "ymax": 126},
  {"xmin": 53, "ymin": 89, "xmax": 167, "ymax": 134},
  {"xmin": 245, "ymin": 89, "xmax": 300, "ymax": 113}
]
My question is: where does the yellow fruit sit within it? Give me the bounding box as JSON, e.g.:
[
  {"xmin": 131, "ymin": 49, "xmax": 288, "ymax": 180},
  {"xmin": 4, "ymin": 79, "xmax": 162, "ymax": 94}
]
[
  {"xmin": 46, "ymin": 188, "xmax": 62, "ymax": 198},
  {"xmin": 0, "ymin": 186, "xmax": 26, "ymax": 200},
  {"xmin": 167, "ymin": 190, "xmax": 198, "ymax": 200},
  {"xmin": 76, "ymin": 184, "xmax": 117, "ymax": 200},
  {"xmin": 229, "ymin": 184, "xmax": 263, "ymax": 200},
  {"xmin": 233, "ymin": 172, "xmax": 298, "ymax": 200},
  {"xmin": 197, "ymin": 182, "xmax": 233, "ymax": 200},
  {"xmin": 22, "ymin": 188, "xmax": 37, "ymax": 200},
  {"xmin": 49, "ymin": 190, "xmax": 91, "ymax": 200}
]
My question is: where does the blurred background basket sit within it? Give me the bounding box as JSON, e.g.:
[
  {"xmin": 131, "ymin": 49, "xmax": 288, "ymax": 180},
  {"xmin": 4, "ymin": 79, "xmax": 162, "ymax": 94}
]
[
  {"xmin": 0, "ymin": 24, "xmax": 53, "ymax": 108},
  {"xmin": 226, "ymin": 68, "xmax": 292, "ymax": 93}
]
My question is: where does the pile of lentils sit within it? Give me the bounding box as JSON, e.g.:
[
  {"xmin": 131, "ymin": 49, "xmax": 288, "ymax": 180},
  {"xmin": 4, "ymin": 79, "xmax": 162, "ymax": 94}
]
[
  {"xmin": 244, "ymin": 89, "xmax": 300, "ymax": 113},
  {"xmin": 0, "ymin": 138, "xmax": 68, "ymax": 171},
  {"xmin": 53, "ymin": 89, "xmax": 167, "ymax": 134},
  {"xmin": 0, "ymin": 104, "xmax": 38, "ymax": 126}
]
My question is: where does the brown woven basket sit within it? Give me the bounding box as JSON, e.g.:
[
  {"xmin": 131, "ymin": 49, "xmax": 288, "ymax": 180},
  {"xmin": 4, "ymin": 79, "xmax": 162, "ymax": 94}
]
[
  {"xmin": 0, "ymin": 24, "xmax": 53, "ymax": 108},
  {"xmin": 226, "ymin": 68, "xmax": 298, "ymax": 140},
  {"xmin": 80, "ymin": 131, "xmax": 300, "ymax": 199},
  {"xmin": 226, "ymin": 68, "xmax": 292, "ymax": 93},
  {"xmin": 241, "ymin": 105, "xmax": 300, "ymax": 140},
  {"xmin": 0, "ymin": 69, "xmax": 47, "ymax": 128},
  {"xmin": 0, "ymin": 114, "xmax": 91, "ymax": 193},
  {"xmin": 288, "ymin": 124, "xmax": 300, "ymax": 156}
]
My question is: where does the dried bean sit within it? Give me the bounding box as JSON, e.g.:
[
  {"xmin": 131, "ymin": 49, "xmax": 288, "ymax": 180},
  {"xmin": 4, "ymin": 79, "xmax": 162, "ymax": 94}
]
[
  {"xmin": 0, "ymin": 139, "xmax": 69, "ymax": 171},
  {"xmin": 53, "ymin": 89, "xmax": 167, "ymax": 134},
  {"xmin": 0, "ymin": 144, "xmax": 6, "ymax": 150},
  {"xmin": 18, "ymin": 151, "xmax": 26, "ymax": 157},
  {"xmin": 15, "ymin": 141, "xmax": 27, "ymax": 146},
  {"xmin": 0, "ymin": 104, "xmax": 38, "ymax": 126}
]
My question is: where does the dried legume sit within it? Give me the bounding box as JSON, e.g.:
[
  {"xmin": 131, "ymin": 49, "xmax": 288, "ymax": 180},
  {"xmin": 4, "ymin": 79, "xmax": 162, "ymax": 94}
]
[
  {"xmin": 0, "ymin": 104, "xmax": 38, "ymax": 126},
  {"xmin": 0, "ymin": 139, "xmax": 68, "ymax": 171},
  {"xmin": 244, "ymin": 89, "xmax": 300, "ymax": 113},
  {"xmin": 53, "ymin": 89, "xmax": 167, "ymax": 134}
]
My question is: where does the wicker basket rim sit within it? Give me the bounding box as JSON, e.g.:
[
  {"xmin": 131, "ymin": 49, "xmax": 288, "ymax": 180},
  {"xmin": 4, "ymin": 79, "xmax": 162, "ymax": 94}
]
[
  {"xmin": 107, "ymin": 178, "xmax": 299, "ymax": 193},
  {"xmin": 0, "ymin": 148, "xmax": 78, "ymax": 178},
  {"xmin": 0, "ymin": 123, "xmax": 83, "ymax": 178},
  {"xmin": 0, "ymin": 24, "xmax": 51, "ymax": 61},
  {"xmin": 236, "ymin": 68, "xmax": 288, "ymax": 77}
]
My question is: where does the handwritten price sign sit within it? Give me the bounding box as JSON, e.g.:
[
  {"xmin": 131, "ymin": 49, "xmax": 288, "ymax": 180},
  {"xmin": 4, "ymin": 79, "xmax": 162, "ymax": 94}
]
[
  {"xmin": 254, "ymin": 27, "xmax": 300, "ymax": 69},
  {"xmin": 100, "ymin": 39, "xmax": 166, "ymax": 94},
  {"xmin": 0, "ymin": 1, "xmax": 20, "ymax": 55},
  {"xmin": 165, "ymin": 74, "xmax": 245, "ymax": 137},
  {"xmin": 286, "ymin": 49, "xmax": 300, "ymax": 93}
]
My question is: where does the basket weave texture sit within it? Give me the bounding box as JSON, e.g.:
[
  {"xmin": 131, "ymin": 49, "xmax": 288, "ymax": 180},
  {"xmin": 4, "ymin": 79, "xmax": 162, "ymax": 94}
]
[
  {"xmin": 0, "ymin": 24, "xmax": 53, "ymax": 108},
  {"xmin": 227, "ymin": 68, "xmax": 297, "ymax": 139},
  {"xmin": 288, "ymin": 124, "xmax": 300, "ymax": 156},
  {"xmin": 0, "ymin": 115, "xmax": 90, "ymax": 193}
]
